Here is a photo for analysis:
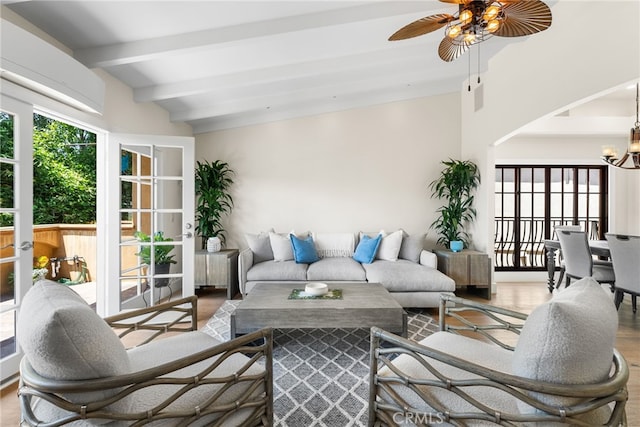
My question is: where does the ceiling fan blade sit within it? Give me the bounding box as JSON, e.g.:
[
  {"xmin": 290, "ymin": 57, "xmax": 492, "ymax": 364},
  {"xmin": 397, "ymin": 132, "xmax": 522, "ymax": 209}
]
[
  {"xmin": 494, "ymin": 0, "xmax": 552, "ymax": 37},
  {"xmin": 438, "ymin": 37, "xmax": 469, "ymax": 62},
  {"xmin": 389, "ymin": 14, "xmax": 455, "ymax": 41}
]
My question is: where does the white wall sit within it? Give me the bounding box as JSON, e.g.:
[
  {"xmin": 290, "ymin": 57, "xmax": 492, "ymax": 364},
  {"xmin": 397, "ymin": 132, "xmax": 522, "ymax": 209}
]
[
  {"xmin": 496, "ymin": 137, "xmax": 621, "ymax": 165},
  {"xmin": 462, "ymin": 1, "xmax": 640, "ymax": 255},
  {"xmin": 96, "ymin": 69, "xmax": 192, "ymax": 136},
  {"xmin": 196, "ymin": 94, "xmax": 461, "ymax": 250}
]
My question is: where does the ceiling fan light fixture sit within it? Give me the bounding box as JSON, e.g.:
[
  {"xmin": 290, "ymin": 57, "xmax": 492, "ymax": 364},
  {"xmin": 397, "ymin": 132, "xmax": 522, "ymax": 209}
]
[
  {"xmin": 447, "ymin": 25, "xmax": 462, "ymax": 38},
  {"xmin": 388, "ymin": 0, "xmax": 552, "ymax": 62},
  {"xmin": 460, "ymin": 9, "xmax": 473, "ymax": 24},
  {"xmin": 483, "ymin": 5, "xmax": 501, "ymax": 21},
  {"xmin": 463, "ymin": 32, "xmax": 477, "ymax": 44},
  {"xmin": 486, "ymin": 19, "xmax": 501, "ymax": 33}
]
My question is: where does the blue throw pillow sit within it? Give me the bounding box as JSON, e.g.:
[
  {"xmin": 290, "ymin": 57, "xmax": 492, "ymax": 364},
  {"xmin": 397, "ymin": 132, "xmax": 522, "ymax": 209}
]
[
  {"xmin": 353, "ymin": 234, "xmax": 382, "ymax": 264},
  {"xmin": 290, "ymin": 234, "xmax": 320, "ymax": 264}
]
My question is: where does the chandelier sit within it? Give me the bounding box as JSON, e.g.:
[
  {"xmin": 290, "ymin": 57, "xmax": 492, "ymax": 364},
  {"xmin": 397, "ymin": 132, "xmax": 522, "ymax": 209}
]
[{"xmin": 601, "ymin": 83, "xmax": 640, "ymax": 170}]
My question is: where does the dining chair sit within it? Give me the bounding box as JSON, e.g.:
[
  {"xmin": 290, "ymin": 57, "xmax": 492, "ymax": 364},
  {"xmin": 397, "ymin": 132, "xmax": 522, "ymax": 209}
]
[
  {"xmin": 556, "ymin": 230, "xmax": 615, "ymax": 289},
  {"xmin": 553, "ymin": 225, "xmax": 582, "ymax": 288},
  {"xmin": 605, "ymin": 233, "xmax": 640, "ymax": 313}
]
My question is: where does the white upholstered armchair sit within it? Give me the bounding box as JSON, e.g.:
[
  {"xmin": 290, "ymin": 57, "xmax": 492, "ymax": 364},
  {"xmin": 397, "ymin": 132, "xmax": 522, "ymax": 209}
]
[
  {"xmin": 18, "ymin": 280, "xmax": 273, "ymax": 426},
  {"xmin": 369, "ymin": 277, "xmax": 628, "ymax": 426}
]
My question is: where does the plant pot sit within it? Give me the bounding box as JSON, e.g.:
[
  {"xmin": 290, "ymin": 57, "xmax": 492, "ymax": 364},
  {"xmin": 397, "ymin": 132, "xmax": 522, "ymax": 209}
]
[
  {"xmin": 449, "ymin": 240, "xmax": 464, "ymax": 252},
  {"xmin": 154, "ymin": 263, "xmax": 171, "ymax": 288}
]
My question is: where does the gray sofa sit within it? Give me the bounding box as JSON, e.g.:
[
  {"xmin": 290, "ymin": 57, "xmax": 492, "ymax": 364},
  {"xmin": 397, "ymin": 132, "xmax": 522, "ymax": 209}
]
[{"xmin": 239, "ymin": 230, "xmax": 456, "ymax": 307}]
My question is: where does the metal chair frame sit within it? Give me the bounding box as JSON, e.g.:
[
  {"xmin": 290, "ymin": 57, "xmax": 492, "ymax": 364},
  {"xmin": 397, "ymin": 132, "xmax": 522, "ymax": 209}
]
[{"xmin": 369, "ymin": 295, "xmax": 628, "ymax": 426}]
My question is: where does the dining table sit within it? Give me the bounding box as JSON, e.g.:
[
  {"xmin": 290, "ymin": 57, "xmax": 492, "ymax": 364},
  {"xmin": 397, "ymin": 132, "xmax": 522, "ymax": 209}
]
[{"xmin": 543, "ymin": 239, "xmax": 611, "ymax": 292}]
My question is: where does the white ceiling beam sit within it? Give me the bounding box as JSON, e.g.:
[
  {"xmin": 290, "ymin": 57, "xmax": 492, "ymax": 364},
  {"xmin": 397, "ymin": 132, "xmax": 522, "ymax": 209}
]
[
  {"xmin": 169, "ymin": 65, "xmax": 460, "ymax": 122},
  {"xmin": 189, "ymin": 77, "xmax": 460, "ymax": 134},
  {"xmin": 133, "ymin": 42, "xmax": 448, "ymax": 102},
  {"xmin": 75, "ymin": 1, "xmax": 441, "ymax": 68}
]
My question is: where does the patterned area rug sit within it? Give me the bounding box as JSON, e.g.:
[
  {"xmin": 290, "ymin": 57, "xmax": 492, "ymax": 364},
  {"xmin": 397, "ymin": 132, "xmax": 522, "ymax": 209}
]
[{"xmin": 201, "ymin": 300, "xmax": 438, "ymax": 426}]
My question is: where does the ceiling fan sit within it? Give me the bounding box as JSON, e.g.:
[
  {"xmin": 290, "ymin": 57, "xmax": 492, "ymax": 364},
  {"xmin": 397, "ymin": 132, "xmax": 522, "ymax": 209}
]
[{"xmin": 389, "ymin": 0, "xmax": 552, "ymax": 62}]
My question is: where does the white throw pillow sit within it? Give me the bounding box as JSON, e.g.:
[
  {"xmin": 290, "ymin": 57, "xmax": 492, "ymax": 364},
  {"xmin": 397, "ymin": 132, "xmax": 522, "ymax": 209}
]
[
  {"xmin": 18, "ymin": 280, "xmax": 131, "ymax": 379},
  {"xmin": 376, "ymin": 230, "xmax": 403, "ymax": 261},
  {"xmin": 512, "ymin": 277, "xmax": 618, "ymax": 419},
  {"xmin": 399, "ymin": 230, "xmax": 426, "ymax": 263},
  {"xmin": 269, "ymin": 231, "xmax": 294, "ymax": 262},
  {"xmin": 245, "ymin": 228, "xmax": 274, "ymax": 263},
  {"xmin": 269, "ymin": 231, "xmax": 310, "ymax": 262},
  {"xmin": 17, "ymin": 280, "xmax": 133, "ymax": 421},
  {"xmin": 312, "ymin": 232, "xmax": 356, "ymax": 258}
]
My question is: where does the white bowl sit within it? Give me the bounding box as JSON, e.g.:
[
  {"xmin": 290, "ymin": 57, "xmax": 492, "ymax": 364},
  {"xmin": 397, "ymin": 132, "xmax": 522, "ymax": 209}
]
[{"xmin": 305, "ymin": 282, "xmax": 328, "ymax": 296}]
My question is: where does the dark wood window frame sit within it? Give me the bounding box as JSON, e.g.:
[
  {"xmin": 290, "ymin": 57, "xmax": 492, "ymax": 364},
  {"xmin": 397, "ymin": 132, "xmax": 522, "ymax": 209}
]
[{"xmin": 494, "ymin": 165, "xmax": 608, "ymax": 271}]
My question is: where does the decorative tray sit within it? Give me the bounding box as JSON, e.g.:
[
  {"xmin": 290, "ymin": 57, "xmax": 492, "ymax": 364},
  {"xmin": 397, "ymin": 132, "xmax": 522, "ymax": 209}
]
[{"xmin": 288, "ymin": 289, "xmax": 343, "ymax": 300}]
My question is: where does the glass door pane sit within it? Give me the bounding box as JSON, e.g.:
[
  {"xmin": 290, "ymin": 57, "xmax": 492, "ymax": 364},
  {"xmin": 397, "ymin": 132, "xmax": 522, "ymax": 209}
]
[{"xmin": 107, "ymin": 135, "xmax": 194, "ymax": 314}]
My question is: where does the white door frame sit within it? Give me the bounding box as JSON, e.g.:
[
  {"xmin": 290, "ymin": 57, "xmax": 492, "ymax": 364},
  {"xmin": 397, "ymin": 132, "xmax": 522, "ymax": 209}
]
[
  {"xmin": 99, "ymin": 133, "xmax": 195, "ymax": 317},
  {"xmin": 0, "ymin": 94, "xmax": 33, "ymax": 382}
]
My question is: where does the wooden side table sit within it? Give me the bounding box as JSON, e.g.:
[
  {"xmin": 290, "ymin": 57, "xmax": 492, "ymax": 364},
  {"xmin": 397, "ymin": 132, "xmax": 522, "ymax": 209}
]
[
  {"xmin": 195, "ymin": 249, "xmax": 239, "ymax": 299},
  {"xmin": 434, "ymin": 249, "xmax": 491, "ymax": 299}
]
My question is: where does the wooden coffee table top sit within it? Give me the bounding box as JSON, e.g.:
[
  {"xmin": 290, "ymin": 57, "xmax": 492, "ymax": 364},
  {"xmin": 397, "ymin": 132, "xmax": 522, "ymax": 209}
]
[
  {"xmin": 231, "ymin": 282, "xmax": 406, "ymax": 337},
  {"xmin": 237, "ymin": 282, "xmax": 401, "ymax": 309}
]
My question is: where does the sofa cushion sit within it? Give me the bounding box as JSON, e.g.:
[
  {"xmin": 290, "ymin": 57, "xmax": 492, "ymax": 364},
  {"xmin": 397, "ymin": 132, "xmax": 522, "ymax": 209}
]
[
  {"xmin": 307, "ymin": 257, "xmax": 366, "ymax": 281},
  {"xmin": 376, "ymin": 230, "xmax": 403, "ymax": 261},
  {"xmin": 353, "ymin": 234, "xmax": 382, "ymax": 264},
  {"xmin": 247, "ymin": 260, "xmax": 308, "ymax": 281},
  {"xmin": 399, "ymin": 231, "xmax": 426, "ymax": 263},
  {"xmin": 290, "ymin": 234, "xmax": 320, "ymax": 264},
  {"xmin": 363, "ymin": 260, "xmax": 455, "ymax": 292},
  {"xmin": 377, "ymin": 331, "xmax": 517, "ymax": 420},
  {"xmin": 245, "ymin": 229, "xmax": 274, "ymax": 263},
  {"xmin": 512, "ymin": 276, "xmax": 617, "ymax": 420},
  {"xmin": 312, "ymin": 232, "xmax": 355, "ymax": 258}
]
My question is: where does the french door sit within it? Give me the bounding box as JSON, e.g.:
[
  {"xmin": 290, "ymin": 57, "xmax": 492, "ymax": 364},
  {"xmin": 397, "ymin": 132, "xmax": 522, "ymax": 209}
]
[
  {"xmin": 0, "ymin": 95, "xmax": 33, "ymax": 382},
  {"xmin": 100, "ymin": 134, "xmax": 195, "ymax": 316}
]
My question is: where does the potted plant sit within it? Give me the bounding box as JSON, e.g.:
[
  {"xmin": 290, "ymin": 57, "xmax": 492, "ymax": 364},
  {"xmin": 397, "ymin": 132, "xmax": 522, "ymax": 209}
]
[
  {"xmin": 194, "ymin": 160, "xmax": 235, "ymax": 250},
  {"xmin": 429, "ymin": 159, "xmax": 481, "ymax": 251},
  {"xmin": 134, "ymin": 231, "xmax": 176, "ymax": 287}
]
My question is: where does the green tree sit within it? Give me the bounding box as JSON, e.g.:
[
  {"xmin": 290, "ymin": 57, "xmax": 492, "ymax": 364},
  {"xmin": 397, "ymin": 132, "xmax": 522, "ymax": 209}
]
[
  {"xmin": 0, "ymin": 113, "xmax": 15, "ymax": 226},
  {"xmin": 32, "ymin": 115, "xmax": 96, "ymax": 224},
  {"xmin": 0, "ymin": 114, "xmax": 97, "ymax": 226}
]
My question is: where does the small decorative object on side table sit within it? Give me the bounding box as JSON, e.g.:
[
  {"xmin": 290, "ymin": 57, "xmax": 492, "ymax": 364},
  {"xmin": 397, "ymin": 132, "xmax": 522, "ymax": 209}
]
[
  {"xmin": 434, "ymin": 249, "xmax": 491, "ymax": 299},
  {"xmin": 195, "ymin": 249, "xmax": 239, "ymax": 299}
]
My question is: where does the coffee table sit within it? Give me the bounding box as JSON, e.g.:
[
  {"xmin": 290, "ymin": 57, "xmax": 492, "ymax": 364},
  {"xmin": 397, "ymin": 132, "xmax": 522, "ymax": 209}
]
[{"xmin": 230, "ymin": 282, "xmax": 407, "ymax": 338}]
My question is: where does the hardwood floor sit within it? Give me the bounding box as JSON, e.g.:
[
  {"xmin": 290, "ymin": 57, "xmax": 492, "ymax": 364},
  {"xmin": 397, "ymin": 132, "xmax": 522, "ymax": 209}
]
[{"xmin": 1, "ymin": 282, "xmax": 637, "ymax": 425}]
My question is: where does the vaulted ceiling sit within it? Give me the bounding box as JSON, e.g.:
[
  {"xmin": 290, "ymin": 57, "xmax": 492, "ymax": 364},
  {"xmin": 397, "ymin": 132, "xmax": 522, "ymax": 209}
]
[
  {"xmin": 3, "ymin": 0, "xmax": 532, "ymax": 133},
  {"xmin": 3, "ymin": 1, "xmax": 635, "ymax": 136}
]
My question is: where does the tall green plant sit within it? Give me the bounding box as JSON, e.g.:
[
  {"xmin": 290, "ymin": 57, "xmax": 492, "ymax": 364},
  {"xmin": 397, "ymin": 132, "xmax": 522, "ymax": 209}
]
[
  {"xmin": 429, "ymin": 159, "xmax": 481, "ymax": 248},
  {"xmin": 194, "ymin": 160, "xmax": 235, "ymax": 248}
]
